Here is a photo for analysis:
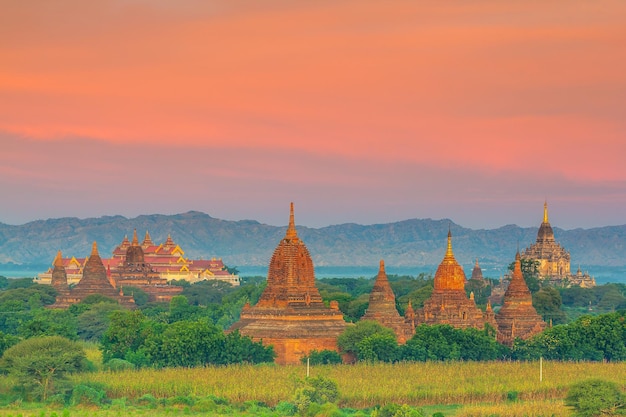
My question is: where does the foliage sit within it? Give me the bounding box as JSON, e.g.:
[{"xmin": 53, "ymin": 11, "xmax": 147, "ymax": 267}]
[
  {"xmin": 512, "ymin": 311, "xmax": 626, "ymax": 361},
  {"xmin": 337, "ymin": 320, "xmax": 397, "ymax": 360},
  {"xmin": 0, "ymin": 336, "xmax": 88, "ymax": 401},
  {"xmin": 301, "ymin": 349, "xmax": 343, "ymax": 365},
  {"xmin": 357, "ymin": 333, "xmax": 400, "ymax": 363},
  {"xmin": 372, "ymin": 403, "xmax": 424, "ymax": 417},
  {"xmin": 100, "ymin": 310, "xmax": 154, "ymax": 364},
  {"xmin": 121, "ymin": 286, "xmax": 149, "ymax": 306},
  {"xmin": 17, "ymin": 308, "xmax": 78, "ymax": 340},
  {"xmin": 533, "ymin": 286, "xmax": 567, "ymax": 324},
  {"xmin": 0, "ymin": 331, "xmax": 19, "ymax": 356},
  {"xmin": 293, "ymin": 376, "xmax": 339, "ymax": 412},
  {"xmin": 76, "ymin": 301, "xmax": 124, "ymax": 342},
  {"xmin": 402, "ymin": 324, "xmax": 506, "ymax": 361},
  {"xmin": 565, "ymin": 379, "xmax": 625, "ymax": 417}
]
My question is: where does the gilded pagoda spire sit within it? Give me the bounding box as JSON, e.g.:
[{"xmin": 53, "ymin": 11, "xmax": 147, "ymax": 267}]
[
  {"xmin": 132, "ymin": 229, "xmax": 139, "ymax": 246},
  {"xmin": 286, "ymin": 202, "xmax": 299, "ymax": 241},
  {"xmin": 543, "ymin": 200, "xmax": 549, "ymax": 223}
]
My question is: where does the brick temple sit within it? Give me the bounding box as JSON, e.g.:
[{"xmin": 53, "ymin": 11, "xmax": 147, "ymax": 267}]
[
  {"xmin": 361, "ymin": 260, "xmax": 414, "ymax": 343},
  {"xmin": 414, "ymin": 230, "xmax": 490, "ymax": 330},
  {"xmin": 229, "ymin": 203, "xmax": 348, "ymax": 365},
  {"xmin": 51, "ymin": 242, "xmax": 135, "ymax": 308},
  {"xmin": 495, "ymin": 252, "xmax": 546, "ymax": 346}
]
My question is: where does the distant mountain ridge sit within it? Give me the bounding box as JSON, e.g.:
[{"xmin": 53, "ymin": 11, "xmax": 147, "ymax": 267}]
[{"xmin": 1, "ymin": 211, "xmax": 625, "ymax": 275}]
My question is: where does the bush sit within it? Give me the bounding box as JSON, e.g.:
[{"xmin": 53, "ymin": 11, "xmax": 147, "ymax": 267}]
[
  {"xmin": 103, "ymin": 358, "xmax": 135, "ymax": 371},
  {"xmin": 565, "ymin": 379, "xmax": 625, "ymax": 417},
  {"xmin": 70, "ymin": 383, "xmax": 107, "ymax": 406},
  {"xmin": 293, "ymin": 376, "xmax": 340, "ymax": 412},
  {"xmin": 301, "ymin": 349, "xmax": 343, "ymax": 365}
]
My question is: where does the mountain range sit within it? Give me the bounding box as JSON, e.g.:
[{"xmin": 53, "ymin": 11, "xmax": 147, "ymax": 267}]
[{"xmin": 1, "ymin": 211, "xmax": 625, "ymax": 281}]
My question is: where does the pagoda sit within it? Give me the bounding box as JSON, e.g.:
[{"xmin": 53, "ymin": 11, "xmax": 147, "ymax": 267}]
[
  {"xmin": 114, "ymin": 230, "xmax": 184, "ymax": 302},
  {"xmin": 495, "ymin": 252, "xmax": 546, "ymax": 346},
  {"xmin": 52, "ymin": 242, "xmax": 135, "ymax": 308},
  {"xmin": 522, "ymin": 202, "xmax": 595, "ymax": 287},
  {"xmin": 229, "ymin": 203, "xmax": 348, "ymax": 365},
  {"xmin": 414, "ymin": 230, "xmax": 486, "ymax": 329},
  {"xmin": 361, "ymin": 260, "xmax": 414, "ymax": 343}
]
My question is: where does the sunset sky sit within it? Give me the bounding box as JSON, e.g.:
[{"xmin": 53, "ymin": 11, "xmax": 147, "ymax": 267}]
[{"xmin": 1, "ymin": 1, "xmax": 625, "ymax": 229}]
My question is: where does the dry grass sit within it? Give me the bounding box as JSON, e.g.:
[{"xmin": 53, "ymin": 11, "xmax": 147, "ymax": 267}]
[{"xmin": 75, "ymin": 361, "xmax": 626, "ymax": 408}]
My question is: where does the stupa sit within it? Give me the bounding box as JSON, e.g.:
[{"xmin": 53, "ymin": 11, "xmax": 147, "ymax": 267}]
[
  {"xmin": 229, "ymin": 203, "xmax": 348, "ymax": 365},
  {"xmin": 114, "ymin": 230, "xmax": 184, "ymax": 302},
  {"xmin": 51, "ymin": 242, "xmax": 135, "ymax": 308},
  {"xmin": 414, "ymin": 230, "xmax": 486, "ymax": 329},
  {"xmin": 361, "ymin": 260, "xmax": 414, "ymax": 343},
  {"xmin": 495, "ymin": 252, "xmax": 546, "ymax": 346}
]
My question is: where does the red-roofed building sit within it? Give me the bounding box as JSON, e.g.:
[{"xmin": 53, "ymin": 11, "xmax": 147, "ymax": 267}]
[{"xmin": 37, "ymin": 231, "xmax": 240, "ymax": 287}]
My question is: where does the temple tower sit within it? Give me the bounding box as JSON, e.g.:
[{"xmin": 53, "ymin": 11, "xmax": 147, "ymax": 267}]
[
  {"xmin": 230, "ymin": 203, "xmax": 348, "ymax": 364},
  {"xmin": 50, "ymin": 251, "xmax": 69, "ymax": 294},
  {"xmin": 361, "ymin": 260, "xmax": 414, "ymax": 343},
  {"xmin": 495, "ymin": 252, "xmax": 546, "ymax": 346},
  {"xmin": 415, "ymin": 230, "xmax": 486, "ymax": 329}
]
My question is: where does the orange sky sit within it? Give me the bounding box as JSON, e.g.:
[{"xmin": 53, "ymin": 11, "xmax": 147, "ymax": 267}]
[{"xmin": 1, "ymin": 1, "xmax": 625, "ymax": 228}]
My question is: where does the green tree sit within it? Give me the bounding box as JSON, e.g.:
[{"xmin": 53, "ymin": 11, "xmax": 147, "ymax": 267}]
[
  {"xmin": 533, "ymin": 286, "xmax": 567, "ymax": 324},
  {"xmin": 0, "ymin": 331, "xmax": 19, "ymax": 356},
  {"xmin": 565, "ymin": 379, "xmax": 625, "ymax": 417},
  {"xmin": 77, "ymin": 302, "xmax": 124, "ymax": 342},
  {"xmin": 337, "ymin": 320, "xmax": 395, "ymax": 361},
  {"xmin": 0, "ymin": 336, "xmax": 88, "ymax": 401},
  {"xmin": 100, "ymin": 310, "xmax": 154, "ymax": 363},
  {"xmin": 301, "ymin": 349, "xmax": 343, "ymax": 365},
  {"xmin": 121, "ymin": 286, "xmax": 149, "ymax": 306},
  {"xmin": 357, "ymin": 333, "xmax": 399, "ymax": 362}
]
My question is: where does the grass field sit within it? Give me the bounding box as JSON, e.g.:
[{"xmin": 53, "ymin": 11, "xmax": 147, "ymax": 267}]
[{"xmin": 1, "ymin": 361, "xmax": 625, "ymax": 416}]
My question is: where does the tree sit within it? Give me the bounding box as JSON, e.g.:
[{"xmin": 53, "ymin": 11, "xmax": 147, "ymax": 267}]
[
  {"xmin": 100, "ymin": 310, "xmax": 155, "ymax": 363},
  {"xmin": 565, "ymin": 379, "xmax": 625, "ymax": 417},
  {"xmin": 533, "ymin": 286, "xmax": 567, "ymax": 324},
  {"xmin": 0, "ymin": 331, "xmax": 19, "ymax": 356},
  {"xmin": 0, "ymin": 336, "xmax": 88, "ymax": 401},
  {"xmin": 357, "ymin": 333, "xmax": 399, "ymax": 362},
  {"xmin": 337, "ymin": 320, "xmax": 396, "ymax": 361},
  {"xmin": 301, "ymin": 349, "xmax": 343, "ymax": 365},
  {"xmin": 77, "ymin": 302, "xmax": 124, "ymax": 342}
]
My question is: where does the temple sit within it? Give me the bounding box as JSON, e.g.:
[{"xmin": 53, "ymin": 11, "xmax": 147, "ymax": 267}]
[
  {"xmin": 361, "ymin": 260, "xmax": 414, "ymax": 343},
  {"xmin": 495, "ymin": 252, "xmax": 546, "ymax": 346},
  {"xmin": 112, "ymin": 230, "xmax": 184, "ymax": 302},
  {"xmin": 522, "ymin": 202, "xmax": 595, "ymax": 287},
  {"xmin": 414, "ymin": 230, "xmax": 489, "ymax": 330},
  {"xmin": 229, "ymin": 203, "xmax": 348, "ymax": 365},
  {"xmin": 51, "ymin": 242, "xmax": 135, "ymax": 308},
  {"xmin": 37, "ymin": 231, "xmax": 240, "ymax": 286}
]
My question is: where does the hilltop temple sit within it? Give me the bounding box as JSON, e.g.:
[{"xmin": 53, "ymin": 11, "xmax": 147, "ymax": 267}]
[
  {"xmin": 361, "ymin": 260, "xmax": 414, "ymax": 343},
  {"xmin": 522, "ymin": 202, "xmax": 595, "ymax": 287},
  {"xmin": 495, "ymin": 252, "xmax": 546, "ymax": 346},
  {"xmin": 229, "ymin": 203, "xmax": 348, "ymax": 365},
  {"xmin": 37, "ymin": 231, "xmax": 239, "ymax": 286},
  {"xmin": 414, "ymin": 230, "xmax": 493, "ymax": 330},
  {"xmin": 51, "ymin": 242, "xmax": 135, "ymax": 308}
]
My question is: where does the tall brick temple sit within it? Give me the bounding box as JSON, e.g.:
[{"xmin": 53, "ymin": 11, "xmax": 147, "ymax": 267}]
[
  {"xmin": 361, "ymin": 260, "xmax": 414, "ymax": 343},
  {"xmin": 414, "ymin": 230, "xmax": 489, "ymax": 330},
  {"xmin": 495, "ymin": 252, "xmax": 546, "ymax": 346},
  {"xmin": 229, "ymin": 203, "xmax": 348, "ymax": 365}
]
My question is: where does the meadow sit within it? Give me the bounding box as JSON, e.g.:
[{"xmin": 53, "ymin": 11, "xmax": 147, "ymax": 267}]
[{"xmin": 2, "ymin": 359, "xmax": 624, "ymax": 417}]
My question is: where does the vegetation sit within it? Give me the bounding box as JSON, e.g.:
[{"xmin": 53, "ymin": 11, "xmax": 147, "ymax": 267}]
[{"xmin": 565, "ymin": 379, "xmax": 625, "ymax": 417}]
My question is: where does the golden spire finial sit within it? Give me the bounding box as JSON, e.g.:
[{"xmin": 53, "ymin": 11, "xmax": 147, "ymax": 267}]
[
  {"xmin": 54, "ymin": 250, "xmax": 63, "ymax": 267},
  {"xmin": 445, "ymin": 227, "xmax": 454, "ymax": 258},
  {"xmin": 286, "ymin": 202, "xmax": 298, "ymax": 240},
  {"xmin": 379, "ymin": 259, "xmax": 385, "ymax": 273},
  {"xmin": 132, "ymin": 229, "xmax": 139, "ymax": 246},
  {"xmin": 543, "ymin": 200, "xmax": 549, "ymax": 223},
  {"xmin": 486, "ymin": 300, "xmax": 492, "ymax": 312},
  {"xmin": 475, "ymin": 258, "xmax": 479, "ymax": 267},
  {"xmin": 91, "ymin": 241, "xmax": 99, "ymax": 256}
]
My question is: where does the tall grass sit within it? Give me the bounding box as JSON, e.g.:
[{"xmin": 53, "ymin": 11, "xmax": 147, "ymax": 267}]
[{"xmin": 75, "ymin": 361, "xmax": 626, "ymax": 408}]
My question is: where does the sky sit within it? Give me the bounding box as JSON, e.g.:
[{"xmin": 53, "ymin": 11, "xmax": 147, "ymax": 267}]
[{"xmin": 1, "ymin": 0, "xmax": 625, "ymax": 230}]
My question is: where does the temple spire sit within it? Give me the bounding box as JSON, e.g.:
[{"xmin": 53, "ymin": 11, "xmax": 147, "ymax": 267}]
[
  {"xmin": 54, "ymin": 250, "xmax": 63, "ymax": 267},
  {"xmin": 91, "ymin": 241, "xmax": 99, "ymax": 256},
  {"xmin": 132, "ymin": 229, "xmax": 139, "ymax": 246},
  {"xmin": 376, "ymin": 259, "xmax": 388, "ymax": 282},
  {"xmin": 286, "ymin": 202, "xmax": 298, "ymax": 240},
  {"xmin": 543, "ymin": 200, "xmax": 549, "ymax": 223},
  {"xmin": 445, "ymin": 228, "xmax": 454, "ymax": 259}
]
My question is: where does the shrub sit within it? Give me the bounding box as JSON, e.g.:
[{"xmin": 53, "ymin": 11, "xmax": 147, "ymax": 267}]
[
  {"xmin": 301, "ymin": 350, "xmax": 343, "ymax": 365},
  {"xmin": 70, "ymin": 383, "xmax": 107, "ymax": 406},
  {"xmin": 565, "ymin": 379, "xmax": 625, "ymax": 417},
  {"xmin": 103, "ymin": 358, "xmax": 135, "ymax": 371}
]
